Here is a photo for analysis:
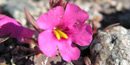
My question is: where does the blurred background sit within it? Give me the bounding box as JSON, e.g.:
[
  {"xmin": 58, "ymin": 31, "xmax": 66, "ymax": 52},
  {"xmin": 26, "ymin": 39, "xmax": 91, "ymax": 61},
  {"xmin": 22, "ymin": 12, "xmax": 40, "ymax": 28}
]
[{"xmin": 0, "ymin": 0, "xmax": 130, "ymax": 29}]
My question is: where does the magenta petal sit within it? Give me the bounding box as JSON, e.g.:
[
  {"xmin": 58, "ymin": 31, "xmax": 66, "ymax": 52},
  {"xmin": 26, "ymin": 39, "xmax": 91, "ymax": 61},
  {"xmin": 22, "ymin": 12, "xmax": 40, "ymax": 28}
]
[
  {"xmin": 58, "ymin": 38, "xmax": 80, "ymax": 62},
  {"xmin": 21, "ymin": 28, "xmax": 35, "ymax": 38},
  {"xmin": 63, "ymin": 3, "xmax": 89, "ymax": 25},
  {"xmin": 0, "ymin": 14, "xmax": 21, "ymax": 25},
  {"xmin": 37, "ymin": 6, "xmax": 64, "ymax": 30},
  {"xmin": 71, "ymin": 24, "xmax": 93, "ymax": 46},
  {"xmin": 0, "ymin": 14, "xmax": 35, "ymax": 42},
  {"xmin": 0, "ymin": 15, "xmax": 23, "ymax": 38},
  {"xmin": 38, "ymin": 29, "xmax": 58, "ymax": 57}
]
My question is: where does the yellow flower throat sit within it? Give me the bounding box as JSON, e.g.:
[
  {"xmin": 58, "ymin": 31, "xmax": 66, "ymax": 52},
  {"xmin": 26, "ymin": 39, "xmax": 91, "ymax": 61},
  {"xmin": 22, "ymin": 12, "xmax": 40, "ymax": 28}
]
[{"xmin": 53, "ymin": 29, "xmax": 68, "ymax": 40}]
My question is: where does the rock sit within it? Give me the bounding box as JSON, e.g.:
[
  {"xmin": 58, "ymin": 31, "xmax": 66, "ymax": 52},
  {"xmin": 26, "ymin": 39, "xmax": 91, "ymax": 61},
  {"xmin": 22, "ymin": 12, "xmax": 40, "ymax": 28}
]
[
  {"xmin": 92, "ymin": 16, "xmax": 102, "ymax": 28},
  {"xmin": 84, "ymin": 57, "xmax": 91, "ymax": 65},
  {"xmin": 120, "ymin": 0, "xmax": 130, "ymax": 9},
  {"xmin": 0, "ymin": 0, "xmax": 7, "ymax": 6},
  {"xmin": 90, "ymin": 26, "xmax": 130, "ymax": 65},
  {"xmin": 108, "ymin": 0, "xmax": 117, "ymax": 7},
  {"xmin": 34, "ymin": 54, "xmax": 74, "ymax": 65},
  {"xmin": 116, "ymin": 2, "xmax": 123, "ymax": 11},
  {"xmin": 2, "ymin": 0, "xmax": 41, "ymax": 27}
]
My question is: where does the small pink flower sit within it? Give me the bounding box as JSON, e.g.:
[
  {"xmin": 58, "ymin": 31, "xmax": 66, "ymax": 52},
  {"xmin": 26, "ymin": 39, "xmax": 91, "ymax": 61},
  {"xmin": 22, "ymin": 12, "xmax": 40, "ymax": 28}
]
[
  {"xmin": 0, "ymin": 14, "xmax": 35, "ymax": 42},
  {"xmin": 37, "ymin": 3, "xmax": 92, "ymax": 62}
]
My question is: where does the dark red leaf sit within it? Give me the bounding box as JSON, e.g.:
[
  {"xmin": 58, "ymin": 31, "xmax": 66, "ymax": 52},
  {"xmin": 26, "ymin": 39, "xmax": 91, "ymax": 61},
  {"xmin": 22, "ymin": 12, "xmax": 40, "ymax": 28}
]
[
  {"xmin": 0, "ymin": 33, "xmax": 11, "ymax": 43},
  {"xmin": 49, "ymin": 0, "xmax": 69, "ymax": 9},
  {"xmin": 103, "ymin": 23, "xmax": 120, "ymax": 32},
  {"xmin": 24, "ymin": 8, "xmax": 42, "ymax": 33}
]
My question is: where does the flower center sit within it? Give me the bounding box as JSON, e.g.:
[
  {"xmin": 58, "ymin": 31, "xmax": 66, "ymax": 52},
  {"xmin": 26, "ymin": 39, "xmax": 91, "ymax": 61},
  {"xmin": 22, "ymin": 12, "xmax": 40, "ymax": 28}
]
[{"xmin": 53, "ymin": 29, "xmax": 68, "ymax": 40}]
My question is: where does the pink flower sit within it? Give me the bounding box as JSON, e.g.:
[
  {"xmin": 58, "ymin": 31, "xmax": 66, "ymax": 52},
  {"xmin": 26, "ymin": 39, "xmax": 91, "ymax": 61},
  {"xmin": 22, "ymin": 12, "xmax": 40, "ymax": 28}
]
[
  {"xmin": 37, "ymin": 3, "xmax": 92, "ymax": 62},
  {"xmin": 0, "ymin": 14, "xmax": 35, "ymax": 42}
]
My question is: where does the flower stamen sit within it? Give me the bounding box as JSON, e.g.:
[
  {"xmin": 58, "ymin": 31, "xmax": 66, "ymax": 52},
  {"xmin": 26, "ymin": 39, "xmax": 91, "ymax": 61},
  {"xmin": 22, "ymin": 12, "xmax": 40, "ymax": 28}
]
[
  {"xmin": 54, "ymin": 29, "xmax": 68, "ymax": 40},
  {"xmin": 56, "ymin": 29, "xmax": 68, "ymax": 39},
  {"xmin": 54, "ymin": 29, "xmax": 60, "ymax": 40}
]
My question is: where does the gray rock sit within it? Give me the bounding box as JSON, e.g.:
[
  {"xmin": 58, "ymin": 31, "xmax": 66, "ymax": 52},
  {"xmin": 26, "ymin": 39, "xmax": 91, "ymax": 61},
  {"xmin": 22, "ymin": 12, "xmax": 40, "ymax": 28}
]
[
  {"xmin": 2, "ymin": 0, "xmax": 41, "ymax": 27},
  {"xmin": 34, "ymin": 54, "xmax": 74, "ymax": 65},
  {"xmin": 90, "ymin": 26, "xmax": 130, "ymax": 65},
  {"xmin": 0, "ymin": 0, "xmax": 7, "ymax": 6}
]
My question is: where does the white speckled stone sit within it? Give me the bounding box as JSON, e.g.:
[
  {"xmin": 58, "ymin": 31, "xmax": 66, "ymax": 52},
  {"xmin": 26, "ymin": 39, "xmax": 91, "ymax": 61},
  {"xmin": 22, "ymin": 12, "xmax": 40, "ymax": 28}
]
[{"xmin": 90, "ymin": 26, "xmax": 130, "ymax": 65}]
